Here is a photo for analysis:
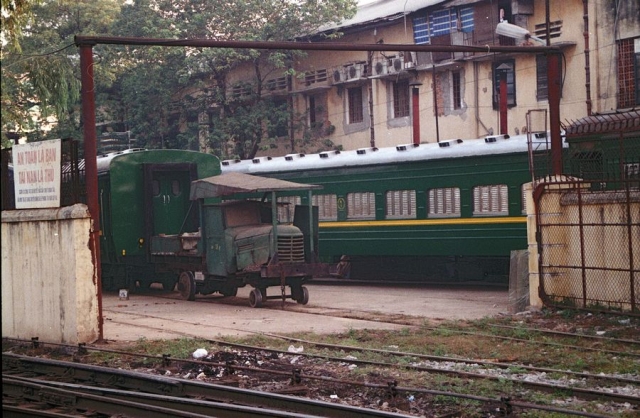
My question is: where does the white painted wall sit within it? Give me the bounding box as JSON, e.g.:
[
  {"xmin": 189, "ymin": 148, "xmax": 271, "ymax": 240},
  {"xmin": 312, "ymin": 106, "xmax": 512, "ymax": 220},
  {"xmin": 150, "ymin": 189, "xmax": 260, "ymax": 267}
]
[{"xmin": 1, "ymin": 204, "xmax": 100, "ymax": 344}]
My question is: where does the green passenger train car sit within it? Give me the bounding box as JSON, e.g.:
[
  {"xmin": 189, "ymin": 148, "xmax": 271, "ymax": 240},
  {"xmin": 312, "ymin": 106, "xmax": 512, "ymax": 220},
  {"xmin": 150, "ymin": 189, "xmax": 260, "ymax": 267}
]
[
  {"xmin": 97, "ymin": 149, "xmax": 221, "ymax": 290},
  {"xmin": 221, "ymin": 133, "xmax": 554, "ymax": 284}
]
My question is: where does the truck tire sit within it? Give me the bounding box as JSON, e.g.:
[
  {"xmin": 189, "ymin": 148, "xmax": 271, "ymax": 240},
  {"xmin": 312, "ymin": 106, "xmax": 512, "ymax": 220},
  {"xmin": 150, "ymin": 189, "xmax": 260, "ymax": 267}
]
[
  {"xmin": 178, "ymin": 271, "xmax": 196, "ymax": 301},
  {"xmin": 249, "ymin": 288, "xmax": 263, "ymax": 308}
]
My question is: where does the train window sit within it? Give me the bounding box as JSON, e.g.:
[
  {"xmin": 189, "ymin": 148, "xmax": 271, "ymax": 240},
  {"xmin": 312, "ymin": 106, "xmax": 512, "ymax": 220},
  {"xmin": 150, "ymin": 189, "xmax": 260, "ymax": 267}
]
[
  {"xmin": 152, "ymin": 180, "xmax": 160, "ymax": 196},
  {"xmin": 312, "ymin": 194, "xmax": 338, "ymax": 221},
  {"xmin": 385, "ymin": 190, "xmax": 416, "ymax": 219},
  {"xmin": 171, "ymin": 180, "xmax": 181, "ymax": 196},
  {"xmin": 277, "ymin": 196, "xmax": 300, "ymax": 223},
  {"xmin": 346, "ymin": 192, "xmax": 375, "ymax": 219},
  {"xmin": 428, "ymin": 187, "xmax": 460, "ymax": 217},
  {"xmin": 473, "ymin": 185, "xmax": 508, "ymax": 216}
]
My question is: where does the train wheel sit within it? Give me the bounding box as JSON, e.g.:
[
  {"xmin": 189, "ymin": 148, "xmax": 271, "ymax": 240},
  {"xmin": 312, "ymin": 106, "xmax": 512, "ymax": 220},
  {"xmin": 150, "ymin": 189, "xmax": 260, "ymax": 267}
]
[
  {"xmin": 178, "ymin": 271, "xmax": 196, "ymax": 301},
  {"xmin": 249, "ymin": 288, "xmax": 263, "ymax": 308},
  {"xmin": 295, "ymin": 286, "xmax": 309, "ymax": 305}
]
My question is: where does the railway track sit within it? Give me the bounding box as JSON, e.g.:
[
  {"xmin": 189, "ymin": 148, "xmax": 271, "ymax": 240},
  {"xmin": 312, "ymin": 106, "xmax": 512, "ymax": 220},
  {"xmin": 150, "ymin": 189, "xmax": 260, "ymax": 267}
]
[
  {"xmin": 2, "ymin": 353, "xmax": 412, "ymax": 418},
  {"xmin": 3, "ymin": 337, "xmax": 638, "ymax": 417}
]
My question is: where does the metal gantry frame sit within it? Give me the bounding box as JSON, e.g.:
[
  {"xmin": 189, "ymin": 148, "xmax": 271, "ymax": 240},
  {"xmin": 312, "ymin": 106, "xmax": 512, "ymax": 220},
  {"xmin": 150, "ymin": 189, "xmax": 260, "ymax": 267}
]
[{"xmin": 75, "ymin": 34, "xmax": 564, "ymax": 341}]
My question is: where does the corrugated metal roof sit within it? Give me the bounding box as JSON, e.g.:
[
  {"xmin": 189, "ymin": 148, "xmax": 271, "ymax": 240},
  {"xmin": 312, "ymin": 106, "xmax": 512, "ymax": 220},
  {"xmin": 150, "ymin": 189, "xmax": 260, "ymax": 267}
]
[
  {"xmin": 319, "ymin": 0, "xmax": 445, "ymax": 33},
  {"xmin": 564, "ymin": 110, "xmax": 640, "ymax": 137},
  {"xmin": 190, "ymin": 172, "xmax": 322, "ymax": 200}
]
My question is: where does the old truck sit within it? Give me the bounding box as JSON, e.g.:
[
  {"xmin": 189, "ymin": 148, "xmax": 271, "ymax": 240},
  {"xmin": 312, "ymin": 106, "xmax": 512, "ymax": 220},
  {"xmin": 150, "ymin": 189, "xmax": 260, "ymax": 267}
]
[{"xmin": 150, "ymin": 171, "xmax": 330, "ymax": 307}]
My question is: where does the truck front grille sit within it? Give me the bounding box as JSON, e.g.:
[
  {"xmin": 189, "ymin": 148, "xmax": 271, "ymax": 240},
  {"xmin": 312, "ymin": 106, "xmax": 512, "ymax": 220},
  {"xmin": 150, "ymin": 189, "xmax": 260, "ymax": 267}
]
[{"xmin": 277, "ymin": 235, "xmax": 305, "ymax": 263}]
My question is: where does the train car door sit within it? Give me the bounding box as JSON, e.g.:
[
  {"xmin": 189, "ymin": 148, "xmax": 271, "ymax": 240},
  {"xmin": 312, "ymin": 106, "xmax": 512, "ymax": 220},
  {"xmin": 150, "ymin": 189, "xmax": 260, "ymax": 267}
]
[{"xmin": 143, "ymin": 163, "xmax": 198, "ymax": 238}]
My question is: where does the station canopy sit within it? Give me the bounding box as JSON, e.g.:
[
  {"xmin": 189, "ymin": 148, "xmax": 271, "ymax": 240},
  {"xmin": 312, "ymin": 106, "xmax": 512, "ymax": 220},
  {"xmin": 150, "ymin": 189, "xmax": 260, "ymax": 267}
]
[{"xmin": 190, "ymin": 172, "xmax": 322, "ymax": 200}]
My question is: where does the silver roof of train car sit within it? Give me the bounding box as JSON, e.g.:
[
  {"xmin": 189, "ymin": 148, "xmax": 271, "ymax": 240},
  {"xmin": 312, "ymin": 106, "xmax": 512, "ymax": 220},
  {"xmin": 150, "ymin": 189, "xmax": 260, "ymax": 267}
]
[{"xmin": 221, "ymin": 133, "xmax": 565, "ymax": 174}]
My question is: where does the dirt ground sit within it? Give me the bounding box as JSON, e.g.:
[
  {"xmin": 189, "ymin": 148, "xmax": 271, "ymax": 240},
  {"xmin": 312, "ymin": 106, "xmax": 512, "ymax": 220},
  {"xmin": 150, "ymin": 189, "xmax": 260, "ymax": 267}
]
[{"xmin": 101, "ymin": 283, "xmax": 511, "ymax": 342}]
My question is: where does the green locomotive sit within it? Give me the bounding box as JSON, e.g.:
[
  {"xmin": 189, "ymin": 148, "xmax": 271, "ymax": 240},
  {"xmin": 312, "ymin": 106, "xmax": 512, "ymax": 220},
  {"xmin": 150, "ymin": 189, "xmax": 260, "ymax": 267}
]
[{"xmin": 98, "ymin": 149, "xmax": 327, "ymax": 306}]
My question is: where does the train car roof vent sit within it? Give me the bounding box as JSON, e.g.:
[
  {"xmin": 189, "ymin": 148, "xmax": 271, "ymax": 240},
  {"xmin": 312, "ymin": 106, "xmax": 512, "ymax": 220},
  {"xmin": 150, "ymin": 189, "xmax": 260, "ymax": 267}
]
[
  {"xmin": 252, "ymin": 156, "xmax": 272, "ymax": 164},
  {"xmin": 439, "ymin": 139, "xmax": 463, "ymax": 148},
  {"xmin": 221, "ymin": 159, "xmax": 242, "ymax": 166},
  {"xmin": 285, "ymin": 153, "xmax": 305, "ymax": 161},
  {"xmin": 484, "ymin": 134, "xmax": 510, "ymax": 143},
  {"xmin": 396, "ymin": 143, "xmax": 419, "ymax": 151},
  {"xmin": 319, "ymin": 150, "xmax": 341, "ymax": 159},
  {"xmin": 357, "ymin": 147, "xmax": 379, "ymax": 155}
]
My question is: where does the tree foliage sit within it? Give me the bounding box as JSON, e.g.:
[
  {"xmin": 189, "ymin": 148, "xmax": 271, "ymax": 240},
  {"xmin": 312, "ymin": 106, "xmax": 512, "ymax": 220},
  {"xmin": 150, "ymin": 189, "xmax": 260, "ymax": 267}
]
[{"xmin": 1, "ymin": 0, "xmax": 357, "ymax": 158}]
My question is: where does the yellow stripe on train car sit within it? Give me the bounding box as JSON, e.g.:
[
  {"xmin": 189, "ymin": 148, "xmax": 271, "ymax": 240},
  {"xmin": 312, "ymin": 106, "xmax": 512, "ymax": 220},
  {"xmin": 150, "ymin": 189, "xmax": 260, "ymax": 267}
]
[{"xmin": 318, "ymin": 216, "xmax": 527, "ymax": 228}]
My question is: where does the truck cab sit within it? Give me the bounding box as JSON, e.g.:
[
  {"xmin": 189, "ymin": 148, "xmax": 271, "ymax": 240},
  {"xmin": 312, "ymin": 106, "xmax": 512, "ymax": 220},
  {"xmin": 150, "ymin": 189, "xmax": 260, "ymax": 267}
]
[{"xmin": 151, "ymin": 172, "xmax": 329, "ymax": 307}]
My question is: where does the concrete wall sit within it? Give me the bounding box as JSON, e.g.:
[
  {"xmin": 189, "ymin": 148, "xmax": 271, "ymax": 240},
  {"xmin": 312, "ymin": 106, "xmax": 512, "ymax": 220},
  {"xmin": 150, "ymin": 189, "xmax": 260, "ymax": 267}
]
[{"xmin": 1, "ymin": 204, "xmax": 100, "ymax": 343}]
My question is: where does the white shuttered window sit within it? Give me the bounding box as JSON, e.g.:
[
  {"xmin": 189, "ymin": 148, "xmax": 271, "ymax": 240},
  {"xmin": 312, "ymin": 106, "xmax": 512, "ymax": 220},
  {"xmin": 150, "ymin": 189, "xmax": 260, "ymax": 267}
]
[
  {"xmin": 473, "ymin": 185, "xmax": 509, "ymax": 215},
  {"xmin": 347, "ymin": 192, "xmax": 376, "ymax": 219},
  {"xmin": 428, "ymin": 187, "xmax": 460, "ymax": 217},
  {"xmin": 385, "ymin": 190, "xmax": 416, "ymax": 219},
  {"xmin": 311, "ymin": 194, "xmax": 338, "ymax": 221}
]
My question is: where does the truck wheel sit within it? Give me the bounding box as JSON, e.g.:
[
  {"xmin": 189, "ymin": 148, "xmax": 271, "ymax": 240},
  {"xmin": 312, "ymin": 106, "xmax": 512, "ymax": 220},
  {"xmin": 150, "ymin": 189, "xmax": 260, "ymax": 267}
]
[
  {"xmin": 296, "ymin": 286, "xmax": 309, "ymax": 305},
  {"xmin": 178, "ymin": 271, "xmax": 196, "ymax": 301},
  {"xmin": 221, "ymin": 286, "xmax": 238, "ymax": 297},
  {"xmin": 249, "ymin": 288, "xmax": 263, "ymax": 308}
]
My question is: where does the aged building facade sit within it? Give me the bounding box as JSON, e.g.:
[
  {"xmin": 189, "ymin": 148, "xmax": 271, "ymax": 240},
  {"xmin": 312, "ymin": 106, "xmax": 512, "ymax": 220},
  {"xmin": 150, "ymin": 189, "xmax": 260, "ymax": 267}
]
[{"xmin": 217, "ymin": 0, "xmax": 639, "ymax": 156}]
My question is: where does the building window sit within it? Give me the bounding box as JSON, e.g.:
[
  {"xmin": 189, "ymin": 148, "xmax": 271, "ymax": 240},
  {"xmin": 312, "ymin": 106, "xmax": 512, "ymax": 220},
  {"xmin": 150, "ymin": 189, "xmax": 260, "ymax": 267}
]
[
  {"xmin": 536, "ymin": 55, "xmax": 548, "ymax": 101},
  {"xmin": 473, "ymin": 185, "xmax": 509, "ymax": 216},
  {"xmin": 536, "ymin": 54, "xmax": 563, "ymax": 101},
  {"xmin": 492, "ymin": 60, "xmax": 516, "ymax": 110},
  {"xmin": 312, "ymin": 194, "xmax": 338, "ymax": 221},
  {"xmin": 428, "ymin": 187, "xmax": 460, "ymax": 217},
  {"xmin": 346, "ymin": 192, "xmax": 375, "ymax": 219},
  {"xmin": 347, "ymin": 87, "xmax": 364, "ymax": 124},
  {"xmin": 618, "ymin": 37, "xmax": 640, "ymax": 108},
  {"xmin": 308, "ymin": 94, "xmax": 327, "ymax": 128},
  {"xmin": 452, "ymin": 71, "xmax": 462, "ymax": 110},
  {"xmin": 385, "ymin": 190, "xmax": 416, "ymax": 219},
  {"xmin": 393, "ymin": 80, "xmax": 410, "ymax": 118}
]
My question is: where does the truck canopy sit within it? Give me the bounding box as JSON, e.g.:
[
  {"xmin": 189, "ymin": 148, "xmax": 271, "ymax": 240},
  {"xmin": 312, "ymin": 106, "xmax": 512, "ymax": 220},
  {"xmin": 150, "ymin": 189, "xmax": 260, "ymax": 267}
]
[{"xmin": 189, "ymin": 172, "xmax": 322, "ymax": 200}]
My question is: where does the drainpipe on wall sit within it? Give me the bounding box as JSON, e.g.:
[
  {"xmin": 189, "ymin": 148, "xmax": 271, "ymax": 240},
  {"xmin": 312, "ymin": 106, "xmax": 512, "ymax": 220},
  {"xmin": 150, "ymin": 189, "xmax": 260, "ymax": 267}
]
[
  {"xmin": 432, "ymin": 65, "xmax": 440, "ymax": 143},
  {"xmin": 583, "ymin": 0, "xmax": 593, "ymax": 116}
]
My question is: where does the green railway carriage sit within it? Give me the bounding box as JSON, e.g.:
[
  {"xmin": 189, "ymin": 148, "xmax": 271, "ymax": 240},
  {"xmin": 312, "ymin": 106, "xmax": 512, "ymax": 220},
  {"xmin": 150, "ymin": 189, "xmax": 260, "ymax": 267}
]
[
  {"xmin": 222, "ymin": 134, "xmax": 553, "ymax": 284},
  {"xmin": 97, "ymin": 149, "xmax": 221, "ymax": 291}
]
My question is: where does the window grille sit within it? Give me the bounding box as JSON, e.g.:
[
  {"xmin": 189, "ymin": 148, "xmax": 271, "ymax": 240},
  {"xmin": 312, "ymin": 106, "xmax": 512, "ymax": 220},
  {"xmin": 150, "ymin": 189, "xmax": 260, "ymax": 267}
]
[
  {"xmin": 393, "ymin": 80, "xmax": 410, "ymax": 118},
  {"xmin": 347, "ymin": 192, "xmax": 375, "ymax": 219},
  {"xmin": 348, "ymin": 87, "xmax": 364, "ymax": 124},
  {"xmin": 452, "ymin": 71, "xmax": 462, "ymax": 110},
  {"xmin": 428, "ymin": 187, "xmax": 460, "ymax": 217},
  {"xmin": 312, "ymin": 194, "xmax": 338, "ymax": 221},
  {"xmin": 473, "ymin": 185, "xmax": 508, "ymax": 215},
  {"xmin": 386, "ymin": 190, "xmax": 416, "ymax": 219}
]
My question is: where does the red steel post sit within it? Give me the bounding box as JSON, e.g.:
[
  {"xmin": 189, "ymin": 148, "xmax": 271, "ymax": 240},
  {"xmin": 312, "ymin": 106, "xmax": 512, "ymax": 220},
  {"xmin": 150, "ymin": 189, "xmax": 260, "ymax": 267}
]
[
  {"xmin": 499, "ymin": 72, "xmax": 508, "ymax": 135},
  {"xmin": 79, "ymin": 44, "xmax": 103, "ymax": 341},
  {"xmin": 547, "ymin": 51, "xmax": 563, "ymax": 176},
  {"xmin": 412, "ymin": 86, "xmax": 421, "ymax": 145}
]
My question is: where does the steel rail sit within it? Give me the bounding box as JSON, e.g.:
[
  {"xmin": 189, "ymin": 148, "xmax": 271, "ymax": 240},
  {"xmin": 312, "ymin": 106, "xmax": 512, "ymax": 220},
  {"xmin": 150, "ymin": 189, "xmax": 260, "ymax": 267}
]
[
  {"xmin": 3, "ymin": 375, "xmax": 329, "ymax": 418},
  {"xmin": 4, "ymin": 345, "xmax": 639, "ymax": 407},
  {"xmin": 6, "ymin": 336, "xmax": 638, "ymax": 386},
  {"xmin": 3, "ymin": 366, "xmax": 614, "ymax": 418},
  {"xmin": 2, "ymin": 354, "xmax": 413, "ymax": 418}
]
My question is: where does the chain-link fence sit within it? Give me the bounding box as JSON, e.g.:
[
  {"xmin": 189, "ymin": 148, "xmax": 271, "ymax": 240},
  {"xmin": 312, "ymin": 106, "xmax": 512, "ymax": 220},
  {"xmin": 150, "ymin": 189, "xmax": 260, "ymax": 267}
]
[{"xmin": 534, "ymin": 129, "xmax": 639, "ymax": 315}]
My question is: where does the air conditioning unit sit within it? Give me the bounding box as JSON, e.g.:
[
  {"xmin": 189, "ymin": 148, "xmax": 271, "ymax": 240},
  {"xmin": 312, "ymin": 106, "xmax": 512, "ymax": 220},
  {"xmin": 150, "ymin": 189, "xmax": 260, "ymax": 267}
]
[
  {"xmin": 388, "ymin": 57, "xmax": 404, "ymax": 74},
  {"xmin": 345, "ymin": 64, "xmax": 362, "ymax": 81},
  {"xmin": 332, "ymin": 68, "xmax": 344, "ymax": 84},
  {"xmin": 374, "ymin": 60, "xmax": 388, "ymax": 76}
]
